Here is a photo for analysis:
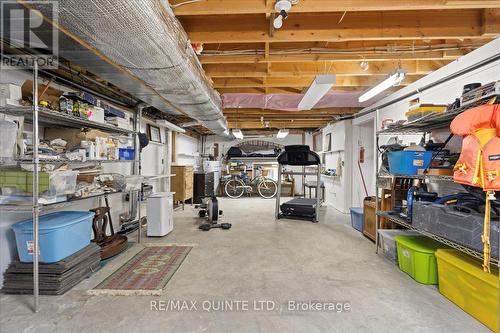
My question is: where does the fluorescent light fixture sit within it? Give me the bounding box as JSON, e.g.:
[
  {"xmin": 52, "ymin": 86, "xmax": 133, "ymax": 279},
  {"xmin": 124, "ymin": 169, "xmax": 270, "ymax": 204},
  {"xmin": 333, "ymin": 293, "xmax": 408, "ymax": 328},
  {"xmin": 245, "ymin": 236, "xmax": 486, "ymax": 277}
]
[
  {"xmin": 298, "ymin": 75, "xmax": 336, "ymax": 110},
  {"xmin": 358, "ymin": 70, "xmax": 406, "ymax": 102},
  {"xmin": 155, "ymin": 119, "xmax": 186, "ymax": 133},
  {"xmin": 232, "ymin": 129, "xmax": 244, "ymax": 139},
  {"xmin": 277, "ymin": 129, "xmax": 289, "ymax": 139}
]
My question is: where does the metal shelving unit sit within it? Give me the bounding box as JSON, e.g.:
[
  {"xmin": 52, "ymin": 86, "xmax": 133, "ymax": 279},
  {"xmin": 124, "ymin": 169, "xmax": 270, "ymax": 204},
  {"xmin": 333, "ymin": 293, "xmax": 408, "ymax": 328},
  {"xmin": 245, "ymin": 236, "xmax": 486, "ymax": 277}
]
[
  {"xmin": 0, "ymin": 65, "xmax": 143, "ymax": 313},
  {"xmin": 374, "ymin": 97, "xmax": 499, "ymax": 269},
  {"xmin": 0, "ymin": 105, "xmax": 135, "ymax": 135},
  {"xmin": 377, "ymin": 211, "xmax": 499, "ymax": 267}
]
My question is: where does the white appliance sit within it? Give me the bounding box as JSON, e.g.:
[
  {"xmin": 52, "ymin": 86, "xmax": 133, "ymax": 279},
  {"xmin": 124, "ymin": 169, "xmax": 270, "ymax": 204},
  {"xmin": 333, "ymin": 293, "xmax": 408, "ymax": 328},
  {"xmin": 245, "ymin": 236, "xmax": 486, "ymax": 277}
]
[{"xmin": 147, "ymin": 192, "xmax": 173, "ymax": 236}]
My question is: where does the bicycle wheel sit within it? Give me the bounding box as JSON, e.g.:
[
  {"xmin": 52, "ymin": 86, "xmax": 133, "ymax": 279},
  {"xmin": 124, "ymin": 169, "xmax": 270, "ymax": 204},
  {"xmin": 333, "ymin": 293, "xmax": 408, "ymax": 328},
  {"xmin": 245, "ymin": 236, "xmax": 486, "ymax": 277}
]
[
  {"xmin": 225, "ymin": 179, "xmax": 245, "ymax": 198},
  {"xmin": 258, "ymin": 179, "xmax": 278, "ymax": 199}
]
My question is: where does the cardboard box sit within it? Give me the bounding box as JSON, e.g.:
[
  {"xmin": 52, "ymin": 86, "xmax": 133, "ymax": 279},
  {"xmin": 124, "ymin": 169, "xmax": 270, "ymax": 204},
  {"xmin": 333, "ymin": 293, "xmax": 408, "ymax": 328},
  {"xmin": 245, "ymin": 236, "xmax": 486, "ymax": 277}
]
[
  {"xmin": 44, "ymin": 128, "xmax": 108, "ymax": 150},
  {"xmin": 22, "ymin": 80, "xmax": 64, "ymax": 109},
  {"xmin": 0, "ymin": 84, "xmax": 22, "ymax": 106}
]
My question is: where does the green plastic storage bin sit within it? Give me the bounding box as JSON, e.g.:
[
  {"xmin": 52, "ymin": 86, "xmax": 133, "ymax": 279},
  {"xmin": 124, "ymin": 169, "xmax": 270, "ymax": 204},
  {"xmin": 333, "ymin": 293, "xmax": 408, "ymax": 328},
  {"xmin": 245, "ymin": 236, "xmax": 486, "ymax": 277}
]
[
  {"xmin": 394, "ymin": 235, "xmax": 445, "ymax": 285},
  {"xmin": 0, "ymin": 170, "xmax": 49, "ymax": 194}
]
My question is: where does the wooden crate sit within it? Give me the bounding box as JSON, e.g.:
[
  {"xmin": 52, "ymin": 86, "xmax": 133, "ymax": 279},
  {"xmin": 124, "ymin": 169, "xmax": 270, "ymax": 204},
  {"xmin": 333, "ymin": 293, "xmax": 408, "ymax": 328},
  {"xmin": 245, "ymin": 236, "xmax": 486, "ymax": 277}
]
[{"xmin": 171, "ymin": 166, "xmax": 193, "ymax": 207}]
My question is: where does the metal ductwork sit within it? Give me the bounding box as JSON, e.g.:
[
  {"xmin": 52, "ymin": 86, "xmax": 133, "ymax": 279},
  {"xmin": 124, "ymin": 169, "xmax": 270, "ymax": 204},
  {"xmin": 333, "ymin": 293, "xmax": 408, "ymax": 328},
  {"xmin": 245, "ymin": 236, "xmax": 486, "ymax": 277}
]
[{"xmin": 27, "ymin": 0, "xmax": 228, "ymax": 135}]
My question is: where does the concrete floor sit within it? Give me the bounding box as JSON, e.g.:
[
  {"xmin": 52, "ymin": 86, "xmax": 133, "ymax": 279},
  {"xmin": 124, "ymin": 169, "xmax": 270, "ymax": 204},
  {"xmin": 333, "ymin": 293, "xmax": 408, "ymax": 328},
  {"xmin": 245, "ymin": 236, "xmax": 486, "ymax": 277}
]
[{"xmin": 0, "ymin": 198, "xmax": 489, "ymax": 333}]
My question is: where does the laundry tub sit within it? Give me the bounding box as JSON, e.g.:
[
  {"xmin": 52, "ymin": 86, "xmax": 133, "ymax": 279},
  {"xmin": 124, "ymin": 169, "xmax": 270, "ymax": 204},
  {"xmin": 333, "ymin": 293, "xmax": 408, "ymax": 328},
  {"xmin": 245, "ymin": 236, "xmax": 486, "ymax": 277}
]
[{"xmin": 12, "ymin": 211, "xmax": 94, "ymax": 263}]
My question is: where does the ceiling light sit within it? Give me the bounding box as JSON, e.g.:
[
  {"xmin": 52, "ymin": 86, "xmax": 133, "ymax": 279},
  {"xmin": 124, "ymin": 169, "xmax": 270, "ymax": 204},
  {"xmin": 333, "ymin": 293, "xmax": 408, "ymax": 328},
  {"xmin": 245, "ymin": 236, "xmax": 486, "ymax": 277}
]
[
  {"xmin": 232, "ymin": 129, "xmax": 244, "ymax": 139},
  {"xmin": 358, "ymin": 70, "xmax": 406, "ymax": 102},
  {"xmin": 277, "ymin": 129, "xmax": 289, "ymax": 139},
  {"xmin": 273, "ymin": 0, "xmax": 292, "ymax": 29},
  {"xmin": 359, "ymin": 60, "xmax": 369, "ymax": 71},
  {"xmin": 298, "ymin": 75, "xmax": 336, "ymax": 110},
  {"xmin": 273, "ymin": 15, "xmax": 283, "ymax": 29}
]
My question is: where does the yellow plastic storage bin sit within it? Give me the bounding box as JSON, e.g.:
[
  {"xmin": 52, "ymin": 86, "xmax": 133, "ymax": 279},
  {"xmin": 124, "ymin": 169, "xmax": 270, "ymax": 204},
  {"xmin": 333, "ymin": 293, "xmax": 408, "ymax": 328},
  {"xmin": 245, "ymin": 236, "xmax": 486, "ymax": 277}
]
[{"xmin": 436, "ymin": 249, "xmax": 499, "ymax": 333}]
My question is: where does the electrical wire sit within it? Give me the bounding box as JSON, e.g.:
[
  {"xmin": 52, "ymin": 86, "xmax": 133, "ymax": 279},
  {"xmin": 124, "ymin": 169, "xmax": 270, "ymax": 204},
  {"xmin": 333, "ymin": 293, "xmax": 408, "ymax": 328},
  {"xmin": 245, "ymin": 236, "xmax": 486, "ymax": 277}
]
[{"xmin": 171, "ymin": 0, "xmax": 206, "ymax": 8}]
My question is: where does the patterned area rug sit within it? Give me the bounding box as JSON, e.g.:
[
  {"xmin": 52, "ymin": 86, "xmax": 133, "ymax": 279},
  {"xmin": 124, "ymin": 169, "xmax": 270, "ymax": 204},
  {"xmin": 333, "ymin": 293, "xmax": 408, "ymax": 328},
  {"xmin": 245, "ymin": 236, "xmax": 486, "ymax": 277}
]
[{"xmin": 88, "ymin": 245, "xmax": 192, "ymax": 295}]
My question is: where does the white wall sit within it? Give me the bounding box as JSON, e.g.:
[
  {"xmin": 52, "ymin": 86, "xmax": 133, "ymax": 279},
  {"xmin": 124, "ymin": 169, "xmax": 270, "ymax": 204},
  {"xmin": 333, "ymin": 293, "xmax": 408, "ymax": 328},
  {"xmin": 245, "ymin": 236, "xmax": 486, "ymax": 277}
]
[
  {"xmin": 320, "ymin": 120, "xmax": 353, "ymax": 213},
  {"xmin": 174, "ymin": 133, "xmax": 200, "ymax": 167},
  {"xmin": 351, "ymin": 118, "xmax": 376, "ymax": 208}
]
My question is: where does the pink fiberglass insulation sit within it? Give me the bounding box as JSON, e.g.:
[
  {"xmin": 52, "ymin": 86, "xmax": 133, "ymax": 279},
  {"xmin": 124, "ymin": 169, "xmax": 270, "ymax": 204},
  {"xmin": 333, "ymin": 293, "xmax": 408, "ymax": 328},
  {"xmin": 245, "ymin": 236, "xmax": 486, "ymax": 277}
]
[{"xmin": 221, "ymin": 91, "xmax": 385, "ymax": 111}]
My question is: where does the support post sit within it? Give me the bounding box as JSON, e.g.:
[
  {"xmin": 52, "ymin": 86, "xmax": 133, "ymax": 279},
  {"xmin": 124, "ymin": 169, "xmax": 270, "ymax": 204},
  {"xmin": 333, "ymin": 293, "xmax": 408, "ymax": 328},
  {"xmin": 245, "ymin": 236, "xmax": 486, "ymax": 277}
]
[
  {"xmin": 134, "ymin": 104, "xmax": 145, "ymax": 243},
  {"xmin": 375, "ymin": 109, "xmax": 380, "ymax": 254},
  {"xmin": 32, "ymin": 62, "xmax": 40, "ymax": 312},
  {"xmin": 315, "ymin": 165, "xmax": 321, "ymax": 223},
  {"xmin": 275, "ymin": 164, "xmax": 282, "ymax": 219}
]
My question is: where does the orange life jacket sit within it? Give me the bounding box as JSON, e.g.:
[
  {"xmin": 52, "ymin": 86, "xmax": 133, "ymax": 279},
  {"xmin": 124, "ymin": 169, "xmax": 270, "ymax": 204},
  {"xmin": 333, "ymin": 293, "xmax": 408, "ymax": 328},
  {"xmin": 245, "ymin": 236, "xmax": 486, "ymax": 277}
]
[
  {"xmin": 451, "ymin": 104, "xmax": 500, "ymax": 191},
  {"xmin": 450, "ymin": 103, "xmax": 500, "ymax": 272}
]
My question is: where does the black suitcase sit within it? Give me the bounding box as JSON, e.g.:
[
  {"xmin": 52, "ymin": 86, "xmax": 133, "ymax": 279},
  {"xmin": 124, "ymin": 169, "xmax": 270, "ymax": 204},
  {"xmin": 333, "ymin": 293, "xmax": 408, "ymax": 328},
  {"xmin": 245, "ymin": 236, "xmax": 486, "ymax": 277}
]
[{"xmin": 280, "ymin": 198, "xmax": 317, "ymax": 218}]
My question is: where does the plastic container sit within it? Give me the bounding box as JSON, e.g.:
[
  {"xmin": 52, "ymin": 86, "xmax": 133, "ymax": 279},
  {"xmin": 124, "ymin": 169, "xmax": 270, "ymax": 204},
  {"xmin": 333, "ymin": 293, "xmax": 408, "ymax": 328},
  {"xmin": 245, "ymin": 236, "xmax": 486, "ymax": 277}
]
[
  {"xmin": 413, "ymin": 201, "xmax": 499, "ymax": 258},
  {"xmin": 436, "ymin": 249, "xmax": 499, "ymax": 332},
  {"xmin": 0, "ymin": 119, "xmax": 18, "ymax": 158},
  {"xmin": 11, "ymin": 211, "xmax": 94, "ymax": 263},
  {"xmin": 119, "ymin": 148, "xmax": 135, "ymax": 160},
  {"xmin": 377, "ymin": 229, "xmax": 420, "ymax": 264},
  {"xmin": 0, "ymin": 170, "xmax": 50, "ymax": 193},
  {"xmin": 350, "ymin": 207, "xmax": 364, "ymax": 232},
  {"xmin": 394, "ymin": 235, "xmax": 444, "ymax": 284},
  {"xmin": 48, "ymin": 170, "xmax": 79, "ymax": 195},
  {"xmin": 387, "ymin": 151, "xmax": 433, "ymax": 175}
]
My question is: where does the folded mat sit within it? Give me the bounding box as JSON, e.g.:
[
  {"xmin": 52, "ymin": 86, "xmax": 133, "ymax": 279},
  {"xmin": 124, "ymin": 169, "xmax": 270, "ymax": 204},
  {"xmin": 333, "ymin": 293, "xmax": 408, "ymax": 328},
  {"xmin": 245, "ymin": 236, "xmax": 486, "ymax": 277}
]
[{"xmin": 2, "ymin": 243, "xmax": 101, "ymax": 295}]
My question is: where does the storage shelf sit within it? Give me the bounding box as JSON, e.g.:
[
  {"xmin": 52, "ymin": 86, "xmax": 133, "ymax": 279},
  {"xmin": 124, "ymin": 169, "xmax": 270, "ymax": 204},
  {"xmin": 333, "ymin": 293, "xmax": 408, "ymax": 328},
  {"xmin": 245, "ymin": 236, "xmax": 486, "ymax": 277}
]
[
  {"xmin": 0, "ymin": 190, "xmax": 122, "ymax": 212},
  {"xmin": 14, "ymin": 158, "xmax": 134, "ymax": 164},
  {"xmin": 0, "ymin": 106, "xmax": 135, "ymax": 135},
  {"xmin": 377, "ymin": 173, "xmax": 454, "ymax": 182},
  {"xmin": 377, "ymin": 96, "xmax": 498, "ymax": 135},
  {"xmin": 377, "ymin": 211, "xmax": 499, "ymax": 267}
]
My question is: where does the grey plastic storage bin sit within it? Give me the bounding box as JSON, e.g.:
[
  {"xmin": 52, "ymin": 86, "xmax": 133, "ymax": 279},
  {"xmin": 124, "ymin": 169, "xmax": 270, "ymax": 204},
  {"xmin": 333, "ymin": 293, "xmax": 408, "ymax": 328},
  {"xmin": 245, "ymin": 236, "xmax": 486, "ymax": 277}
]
[
  {"xmin": 377, "ymin": 229, "xmax": 420, "ymax": 264},
  {"xmin": 412, "ymin": 201, "xmax": 499, "ymax": 258}
]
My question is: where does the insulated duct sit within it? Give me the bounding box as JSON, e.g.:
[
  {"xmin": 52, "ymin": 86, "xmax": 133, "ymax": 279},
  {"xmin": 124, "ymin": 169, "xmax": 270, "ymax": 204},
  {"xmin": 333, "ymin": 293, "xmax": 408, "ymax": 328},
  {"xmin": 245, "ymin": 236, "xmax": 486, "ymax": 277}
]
[{"xmin": 28, "ymin": 0, "xmax": 228, "ymax": 135}]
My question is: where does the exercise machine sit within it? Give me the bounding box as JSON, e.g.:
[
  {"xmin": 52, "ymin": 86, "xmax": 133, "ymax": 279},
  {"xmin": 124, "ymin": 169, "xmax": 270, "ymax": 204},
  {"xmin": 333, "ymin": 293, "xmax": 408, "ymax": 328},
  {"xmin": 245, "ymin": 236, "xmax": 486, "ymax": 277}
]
[
  {"xmin": 197, "ymin": 196, "xmax": 232, "ymax": 231},
  {"xmin": 275, "ymin": 145, "xmax": 322, "ymax": 223}
]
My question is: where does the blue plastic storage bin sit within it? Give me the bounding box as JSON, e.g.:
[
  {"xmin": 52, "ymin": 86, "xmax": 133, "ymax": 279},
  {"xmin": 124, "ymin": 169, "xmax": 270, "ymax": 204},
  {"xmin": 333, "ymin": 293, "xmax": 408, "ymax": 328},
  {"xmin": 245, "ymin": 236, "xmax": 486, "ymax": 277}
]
[
  {"xmin": 119, "ymin": 148, "xmax": 135, "ymax": 160},
  {"xmin": 350, "ymin": 207, "xmax": 364, "ymax": 232},
  {"xmin": 11, "ymin": 211, "xmax": 94, "ymax": 263},
  {"xmin": 387, "ymin": 151, "xmax": 433, "ymax": 175}
]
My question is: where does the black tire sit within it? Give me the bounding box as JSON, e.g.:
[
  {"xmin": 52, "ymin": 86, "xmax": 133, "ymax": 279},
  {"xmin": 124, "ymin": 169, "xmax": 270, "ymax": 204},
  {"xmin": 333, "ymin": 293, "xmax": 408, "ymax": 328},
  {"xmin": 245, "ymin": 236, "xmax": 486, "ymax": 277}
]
[
  {"xmin": 225, "ymin": 179, "xmax": 245, "ymax": 198},
  {"xmin": 258, "ymin": 179, "xmax": 278, "ymax": 199}
]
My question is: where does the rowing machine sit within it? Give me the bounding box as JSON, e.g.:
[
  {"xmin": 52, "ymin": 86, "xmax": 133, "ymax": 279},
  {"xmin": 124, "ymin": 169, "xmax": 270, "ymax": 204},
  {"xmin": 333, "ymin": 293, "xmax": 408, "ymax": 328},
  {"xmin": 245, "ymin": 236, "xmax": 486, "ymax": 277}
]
[{"xmin": 196, "ymin": 196, "xmax": 232, "ymax": 231}]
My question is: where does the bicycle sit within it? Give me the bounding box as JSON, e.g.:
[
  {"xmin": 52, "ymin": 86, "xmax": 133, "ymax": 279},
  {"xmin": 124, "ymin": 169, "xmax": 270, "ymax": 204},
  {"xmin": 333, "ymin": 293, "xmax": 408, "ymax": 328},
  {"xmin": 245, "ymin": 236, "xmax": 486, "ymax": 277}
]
[{"xmin": 224, "ymin": 169, "xmax": 278, "ymax": 199}]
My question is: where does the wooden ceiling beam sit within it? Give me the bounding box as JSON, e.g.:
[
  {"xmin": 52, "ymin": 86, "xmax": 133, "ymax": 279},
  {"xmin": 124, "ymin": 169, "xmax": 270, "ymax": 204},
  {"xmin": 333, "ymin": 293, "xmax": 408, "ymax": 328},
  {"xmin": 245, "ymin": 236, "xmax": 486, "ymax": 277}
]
[
  {"xmin": 228, "ymin": 121, "xmax": 328, "ymax": 129},
  {"xmin": 223, "ymin": 108, "xmax": 359, "ymax": 115},
  {"xmin": 212, "ymin": 75, "xmax": 422, "ymax": 88},
  {"xmin": 203, "ymin": 60, "xmax": 450, "ymax": 77},
  {"xmin": 199, "ymin": 51, "xmax": 455, "ymax": 64},
  {"xmin": 172, "ymin": 1, "xmax": 500, "ymax": 15},
  {"xmin": 180, "ymin": 9, "xmax": 499, "ymax": 43}
]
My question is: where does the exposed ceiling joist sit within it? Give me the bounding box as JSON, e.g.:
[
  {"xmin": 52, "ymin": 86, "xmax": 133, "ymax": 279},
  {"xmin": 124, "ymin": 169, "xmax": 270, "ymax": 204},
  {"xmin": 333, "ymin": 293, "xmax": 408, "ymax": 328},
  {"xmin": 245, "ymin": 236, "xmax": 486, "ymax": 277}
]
[
  {"xmin": 172, "ymin": 0, "xmax": 500, "ymax": 15},
  {"xmin": 228, "ymin": 121, "xmax": 330, "ymax": 129},
  {"xmin": 223, "ymin": 107, "xmax": 359, "ymax": 115},
  {"xmin": 212, "ymin": 75, "xmax": 422, "ymax": 88},
  {"xmin": 203, "ymin": 60, "xmax": 451, "ymax": 78},
  {"xmin": 179, "ymin": 9, "xmax": 499, "ymax": 43}
]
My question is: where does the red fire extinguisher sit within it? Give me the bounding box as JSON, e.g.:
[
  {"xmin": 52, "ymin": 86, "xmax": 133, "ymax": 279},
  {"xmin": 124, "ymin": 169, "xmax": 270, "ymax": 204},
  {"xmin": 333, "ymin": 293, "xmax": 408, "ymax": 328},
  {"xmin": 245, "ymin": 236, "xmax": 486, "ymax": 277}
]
[{"xmin": 359, "ymin": 146, "xmax": 365, "ymax": 164}]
